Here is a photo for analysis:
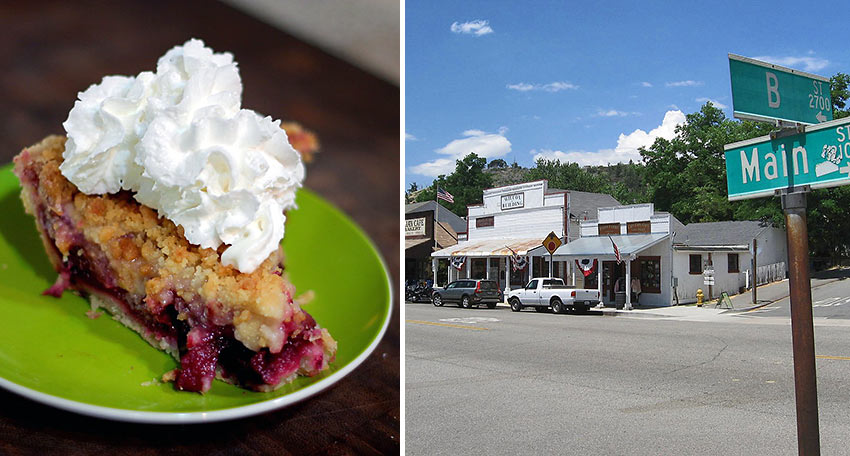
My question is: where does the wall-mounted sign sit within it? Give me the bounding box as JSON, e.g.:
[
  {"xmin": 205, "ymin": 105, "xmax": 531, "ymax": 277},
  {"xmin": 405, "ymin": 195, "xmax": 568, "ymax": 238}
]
[
  {"xmin": 476, "ymin": 216, "xmax": 494, "ymax": 228},
  {"xmin": 405, "ymin": 217, "xmax": 427, "ymax": 237},
  {"xmin": 501, "ymin": 192, "xmax": 524, "ymax": 210}
]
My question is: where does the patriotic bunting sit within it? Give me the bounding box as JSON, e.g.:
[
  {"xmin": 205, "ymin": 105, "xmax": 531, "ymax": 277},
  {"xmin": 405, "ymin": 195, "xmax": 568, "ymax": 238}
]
[
  {"xmin": 450, "ymin": 256, "xmax": 466, "ymax": 270},
  {"xmin": 575, "ymin": 258, "xmax": 597, "ymax": 277}
]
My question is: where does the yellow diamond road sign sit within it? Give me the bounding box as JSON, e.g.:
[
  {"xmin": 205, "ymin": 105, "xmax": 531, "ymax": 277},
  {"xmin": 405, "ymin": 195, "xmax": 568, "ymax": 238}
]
[{"xmin": 543, "ymin": 231, "xmax": 562, "ymax": 255}]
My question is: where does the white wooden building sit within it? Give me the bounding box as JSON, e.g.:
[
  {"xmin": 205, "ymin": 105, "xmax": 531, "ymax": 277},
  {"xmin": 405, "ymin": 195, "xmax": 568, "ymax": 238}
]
[
  {"xmin": 546, "ymin": 203, "xmax": 787, "ymax": 308},
  {"xmin": 672, "ymin": 220, "xmax": 787, "ymax": 304},
  {"xmin": 430, "ymin": 180, "xmax": 619, "ymax": 291},
  {"xmin": 544, "ymin": 203, "xmax": 677, "ymax": 309}
]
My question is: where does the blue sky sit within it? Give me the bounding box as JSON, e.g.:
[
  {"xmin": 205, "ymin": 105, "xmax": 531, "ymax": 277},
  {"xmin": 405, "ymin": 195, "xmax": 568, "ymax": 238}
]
[{"xmin": 404, "ymin": 0, "xmax": 850, "ymax": 188}]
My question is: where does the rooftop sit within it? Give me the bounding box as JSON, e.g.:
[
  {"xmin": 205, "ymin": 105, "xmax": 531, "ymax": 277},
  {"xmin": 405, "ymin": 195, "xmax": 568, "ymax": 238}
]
[
  {"xmin": 558, "ymin": 189, "xmax": 621, "ymax": 221},
  {"xmin": 673, "ymin": 220, "xmax": 775, "ymax": 247}
]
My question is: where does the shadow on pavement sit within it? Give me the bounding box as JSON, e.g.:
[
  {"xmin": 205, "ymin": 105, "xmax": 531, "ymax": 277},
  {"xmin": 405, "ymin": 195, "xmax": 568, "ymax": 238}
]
[{"xmin": 811, "ymin": 267, "xmax": 850, "ymax": 280}]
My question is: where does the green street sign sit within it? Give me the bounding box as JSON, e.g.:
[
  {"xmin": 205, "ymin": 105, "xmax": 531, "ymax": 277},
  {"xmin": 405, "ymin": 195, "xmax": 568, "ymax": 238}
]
[
  {"xmin": 729, "ymin": 54, "xmax": 832, "ymax": 125},
  {"xmin": 725, "ymin": 116, "xmax": 850, "ymax": 200}
]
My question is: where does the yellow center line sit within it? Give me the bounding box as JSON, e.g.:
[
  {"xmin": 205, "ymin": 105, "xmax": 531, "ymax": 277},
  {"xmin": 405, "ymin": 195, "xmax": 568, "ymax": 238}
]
[
  {"xmin": 406, "ymin": 319, "xmax": 488, "ymax": 331},
  {"xmin": 816, "ymin": 355, "xmax": 850, "ymax": 361}
]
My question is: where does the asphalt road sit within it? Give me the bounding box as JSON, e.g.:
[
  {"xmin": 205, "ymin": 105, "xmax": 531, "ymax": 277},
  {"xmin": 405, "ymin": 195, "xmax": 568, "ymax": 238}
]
[
  {"xmin": 740, "ymin": 273, "xmax": 850, "ymax": 320},
  {"xmin": 405, "ymin": 298, "xmax": 850, "ymax": 455}
]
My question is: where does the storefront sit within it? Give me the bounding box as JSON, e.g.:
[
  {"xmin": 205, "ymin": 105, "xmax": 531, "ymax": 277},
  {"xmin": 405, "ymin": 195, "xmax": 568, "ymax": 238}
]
[
  {"xmin": 543, "ymin": 203, "xmax": 787, "ymax": 308},
  {"xmin": 431, "ymin": 180, "xmax": 621, "ymax": 294},
  {"xmin": 405, "ymin": 201, "xmax": 465, "ymax": 283}
]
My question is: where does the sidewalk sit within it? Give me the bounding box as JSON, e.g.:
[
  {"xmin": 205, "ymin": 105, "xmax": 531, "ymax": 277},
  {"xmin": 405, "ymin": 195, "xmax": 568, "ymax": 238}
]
[
  {"xmin": 491, "ymin": 268, "xmax": 850, "ymax": 319},
  {"xmin": 598, "ymin": 269, "xmax": 849, "ymax": 319}
]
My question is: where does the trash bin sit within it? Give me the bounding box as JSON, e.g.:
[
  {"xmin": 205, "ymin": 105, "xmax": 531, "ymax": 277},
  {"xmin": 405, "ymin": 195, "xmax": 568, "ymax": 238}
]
[{"xmin": 615, "ymin": 291, "xmax": 626, "ymax": 309}]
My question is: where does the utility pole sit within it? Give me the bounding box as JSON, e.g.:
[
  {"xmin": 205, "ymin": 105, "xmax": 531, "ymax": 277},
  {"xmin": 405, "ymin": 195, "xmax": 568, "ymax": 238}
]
[{"xmin": 782, "ymin": 189, "xmax": 820, "ymax": 456}]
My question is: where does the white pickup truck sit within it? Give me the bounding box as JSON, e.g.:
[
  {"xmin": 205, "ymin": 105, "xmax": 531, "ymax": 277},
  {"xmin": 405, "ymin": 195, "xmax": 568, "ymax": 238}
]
[{"xmin": 507, "ymin": 277, "xmax": 601, "ymax": 314}]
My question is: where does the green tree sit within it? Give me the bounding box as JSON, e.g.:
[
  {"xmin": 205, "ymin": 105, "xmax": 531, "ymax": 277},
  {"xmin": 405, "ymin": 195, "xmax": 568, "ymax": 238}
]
[
  {"xmin": 525, "ymin": 159, "xmax": 608, "ymax": 193},
  {"xmin": 830, "ymin": 72, "xmax": 850, "ymax": 119},
  {"xmin": 808, "ymin": 186, "xmax": 850, "ymax": 264},
  {"xmin": 640, "ymin": 102, "xmax": 774, "ymax": 224},
  {"xmin": 415, "ymin": 153, "xmax": 493, "ymax": 216},
  {"xmin": 488, "ymin": 158, "xmax": 507, "ymax": 169},
  {"xmin": 404, "ymin": 182, "xmax": 420, "ymax": 204}
]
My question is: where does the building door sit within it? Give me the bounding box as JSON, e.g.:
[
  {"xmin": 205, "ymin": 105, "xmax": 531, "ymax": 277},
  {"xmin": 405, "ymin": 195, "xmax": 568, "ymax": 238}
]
[
  {"xmin": 406, "ymin": 258, "xmax": 418, "ymax": 282},
  {"xmin": 602, "ymin": 261, "xmax": 626, "ymax": 301},
  {"xmin": 488, "ymin": 259, "xmax": 500, "ymax": 286}
]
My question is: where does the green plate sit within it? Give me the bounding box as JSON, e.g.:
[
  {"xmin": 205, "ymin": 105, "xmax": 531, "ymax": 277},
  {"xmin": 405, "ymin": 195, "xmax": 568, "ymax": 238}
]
[{"xmin": 0, "ymin": 164, "xmax": 392, "ymax": 423}]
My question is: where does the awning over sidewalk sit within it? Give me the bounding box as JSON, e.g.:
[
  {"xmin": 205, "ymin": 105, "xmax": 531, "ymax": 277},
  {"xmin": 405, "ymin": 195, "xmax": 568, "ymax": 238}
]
[
  {"xmin": 536, "ymin": 233, "xmax": 669, "ymax": 259},
  {"xmin": 431, "ymin": 237, "xmax": 542, "ymax": 258},
  {"xmin": 405, "ymin": 238, "xmax": 432, "ymax": 250}
]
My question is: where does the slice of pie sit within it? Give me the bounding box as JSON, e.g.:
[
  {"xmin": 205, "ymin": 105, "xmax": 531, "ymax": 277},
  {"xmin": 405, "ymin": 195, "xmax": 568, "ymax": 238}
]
[{"xmin": 13, "ymin": 135, "xmax": 336, "ymax": 393}]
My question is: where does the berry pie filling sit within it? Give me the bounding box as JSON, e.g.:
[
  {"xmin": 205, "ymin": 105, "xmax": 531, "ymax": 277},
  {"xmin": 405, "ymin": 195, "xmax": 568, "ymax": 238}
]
[{"xmin": 14, "ymin": 138, "xmax": 336, "ymax": 393}]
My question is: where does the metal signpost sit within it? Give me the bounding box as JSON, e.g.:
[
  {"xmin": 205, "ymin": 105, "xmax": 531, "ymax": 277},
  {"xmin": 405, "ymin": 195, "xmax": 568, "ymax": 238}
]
[
  {"xmin": 726, "ymin": 54, "xmax": 833, "ymax": 456},
  {"xmin": 729, "ymin": 54, "xmax": 832, "ymax": 126},
  {"xmin": 543, "ymin": 231, "xmax": 562, "ymax": 277}
]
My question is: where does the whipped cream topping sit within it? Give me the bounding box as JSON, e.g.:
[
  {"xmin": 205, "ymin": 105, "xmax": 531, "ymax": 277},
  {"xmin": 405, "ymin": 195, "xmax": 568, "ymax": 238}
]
[{"xmin": 61, "ymin": 39, "xmax": 304, "ymax": 273}]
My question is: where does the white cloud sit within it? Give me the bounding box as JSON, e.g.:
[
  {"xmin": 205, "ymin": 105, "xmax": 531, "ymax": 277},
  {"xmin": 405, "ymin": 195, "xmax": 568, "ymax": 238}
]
[
  {"xmin": 753, "ymin": 54, "xmax": 829, "ymax": 73},
  {"xmin": 665, "ymin": 80, "xmax": 704, "ymax": 87},
  {"xmin": 506, "ymin": 82, "xmax": 535, "ymax": 92},
  {"xmin": 409, "ymin": 128, "xmax": 512, "ymax": 177},
  {"xmin": 695, "ymin": 97, "xmax": 728, "ymax": 109},
  {"xmin": 405, "ymin": 132, "xmax": 417, "ymax": 141},
  {"xmin": 507, "ymin": 81, "xmax": 578, "ymax": 92},
  {"xmin": 596, "ymin": 109, "xmax": 629, "ymax": 117},
  {"xmin": 641, "ymin": 81, "xmax": 653, "ymax": 87},
  {"xmin": 450, "ymin": 20, "xmax": 494, "ymax": 36},
  {"xmin": 532, "ymin": 110, "xmax": 685, "ymax": 166}
]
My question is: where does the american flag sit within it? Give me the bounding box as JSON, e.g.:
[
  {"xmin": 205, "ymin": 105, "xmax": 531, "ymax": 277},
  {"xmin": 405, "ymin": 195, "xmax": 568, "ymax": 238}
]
[
  {"xmin": 437, "ymin": 187, "xmax": 454, "ymax": 203},
  {"xmin": 609, "ymin": 236, "xmax": 621, "ymax": 264}
]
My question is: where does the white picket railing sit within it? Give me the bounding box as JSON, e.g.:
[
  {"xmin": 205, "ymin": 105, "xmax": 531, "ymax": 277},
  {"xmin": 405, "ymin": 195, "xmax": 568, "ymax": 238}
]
[{"xmin": 756, "ymin": 262, "xmax": 786, "ymax": 286}]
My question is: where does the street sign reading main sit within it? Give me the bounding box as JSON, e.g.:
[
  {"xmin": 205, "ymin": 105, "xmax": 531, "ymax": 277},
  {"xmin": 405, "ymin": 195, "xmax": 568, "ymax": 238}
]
[
  {"xmin": 729, "ymin": 54, "xmax": 832, "ymax": 125},
  {"xmin": 725, "ymin": 116, "xmax": 850, "ymax": 200}
]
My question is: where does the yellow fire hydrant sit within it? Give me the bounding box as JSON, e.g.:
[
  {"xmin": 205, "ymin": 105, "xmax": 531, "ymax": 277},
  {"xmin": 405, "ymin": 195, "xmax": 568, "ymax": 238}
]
[{"xmin": 696, "ymin": 288, "xmax": 704, "ymax": 307}]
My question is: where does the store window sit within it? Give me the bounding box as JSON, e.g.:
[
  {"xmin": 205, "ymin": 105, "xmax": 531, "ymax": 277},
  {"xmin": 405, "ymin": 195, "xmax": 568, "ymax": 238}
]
[
  {"xmin": 689, "ymin": 254, "xmax": 702, "ymax": 274},
  {"xmin": 638, "ymin": 256, "xmax": 661, "ymax": 293},
  {"xmin": 471, "ymin": 258, "xmax": 487, "ymax": 278},
  {"xmin": 728, "ymin": 253, "xmax": 739, "ymax": 273}
]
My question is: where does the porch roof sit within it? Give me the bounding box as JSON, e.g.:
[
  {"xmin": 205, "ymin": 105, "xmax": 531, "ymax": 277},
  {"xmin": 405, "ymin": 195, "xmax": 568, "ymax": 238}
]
[
  {"xmin": 405, "ymin": 238, "xmax": 432, "ymax": 250},
  {"xmin": 537, "ymin": 233, "xmax": 669, "ymax": 260},
  {"xmin": 431, "ymin": 237, "xmax": 542, "ymax": 258}
]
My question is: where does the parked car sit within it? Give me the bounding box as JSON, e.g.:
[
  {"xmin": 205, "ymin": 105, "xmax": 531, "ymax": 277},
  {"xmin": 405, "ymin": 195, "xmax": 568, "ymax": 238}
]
[
  {"xmin": 507, "ymin": 277, "xmax": 601, "ymax": 313},
  {"xmin": 432, "ymin": 279, "xmax": 501, "ymax": 309}
]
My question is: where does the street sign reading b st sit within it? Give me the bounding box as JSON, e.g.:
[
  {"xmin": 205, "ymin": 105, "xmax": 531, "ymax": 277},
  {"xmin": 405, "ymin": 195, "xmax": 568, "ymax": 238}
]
[{"xmin": 729, "ymin": 54, "xmax": 832, "ymax": 125}]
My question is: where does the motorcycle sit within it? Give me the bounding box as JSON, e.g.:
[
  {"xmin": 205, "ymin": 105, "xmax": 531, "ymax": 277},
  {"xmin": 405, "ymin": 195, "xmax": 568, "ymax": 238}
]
[{"xmin": 405, "ymin": 280, "xmax": 434, "ymax": 303}]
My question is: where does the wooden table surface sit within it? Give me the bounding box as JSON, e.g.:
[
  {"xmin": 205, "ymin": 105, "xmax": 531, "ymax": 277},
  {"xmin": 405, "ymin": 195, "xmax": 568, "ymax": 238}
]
[{"xmin": 0, "ymin": 1, "xmax": 400, "ymax": 454}]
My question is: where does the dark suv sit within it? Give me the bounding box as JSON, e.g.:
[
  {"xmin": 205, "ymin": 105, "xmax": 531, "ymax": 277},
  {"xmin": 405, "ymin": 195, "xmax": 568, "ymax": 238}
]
[{"xmin": 432, "ymin": 280, "xmax": 501, "ymax": 309}]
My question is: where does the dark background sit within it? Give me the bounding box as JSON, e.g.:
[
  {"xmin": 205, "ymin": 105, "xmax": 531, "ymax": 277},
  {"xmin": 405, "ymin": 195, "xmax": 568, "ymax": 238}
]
[{"xmin": 0, "ymin": 1, "xmax": 400, "ymax": 453}]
